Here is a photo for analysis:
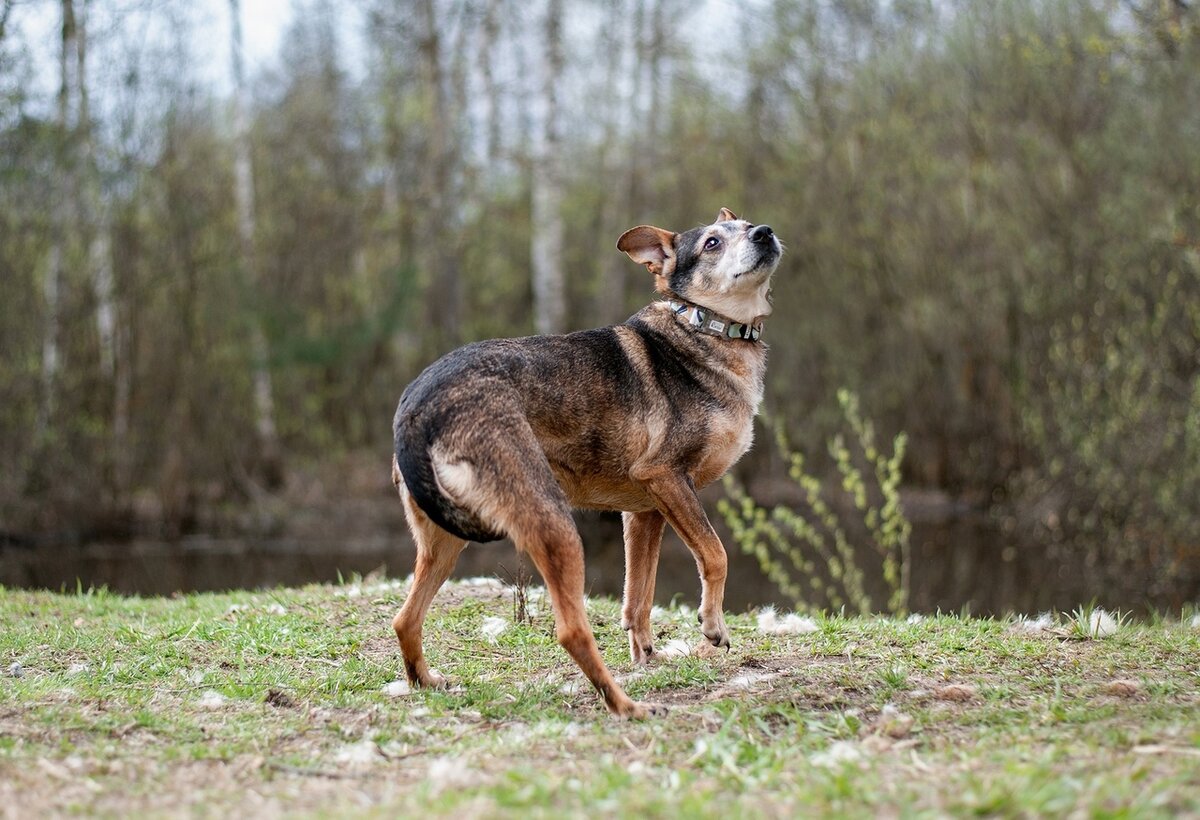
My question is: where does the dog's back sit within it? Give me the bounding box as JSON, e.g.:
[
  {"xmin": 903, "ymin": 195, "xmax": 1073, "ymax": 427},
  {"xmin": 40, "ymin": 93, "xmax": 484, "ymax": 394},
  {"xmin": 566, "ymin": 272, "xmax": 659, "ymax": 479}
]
[{"xmin": 393, "ymin": 310, "xmax": 766, "ymax": 544}]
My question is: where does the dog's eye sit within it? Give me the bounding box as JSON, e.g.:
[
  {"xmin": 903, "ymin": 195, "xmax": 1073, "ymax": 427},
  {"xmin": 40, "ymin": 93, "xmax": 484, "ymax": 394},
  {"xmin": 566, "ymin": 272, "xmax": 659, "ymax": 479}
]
[{"xmin": 704, "ymin": 236, "xmax": 721, "ymax": 251}]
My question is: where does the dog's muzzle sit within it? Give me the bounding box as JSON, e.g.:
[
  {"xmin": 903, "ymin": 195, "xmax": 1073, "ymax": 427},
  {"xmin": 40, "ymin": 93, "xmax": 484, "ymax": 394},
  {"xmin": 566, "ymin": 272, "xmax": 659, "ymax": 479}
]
[
  {"xmin": 750, "ymin": 224, "xmax": 774, "ymax": 244},
  {"xmin": 749, "ymin": 224, "xmax": 781, "ymax": 267}
]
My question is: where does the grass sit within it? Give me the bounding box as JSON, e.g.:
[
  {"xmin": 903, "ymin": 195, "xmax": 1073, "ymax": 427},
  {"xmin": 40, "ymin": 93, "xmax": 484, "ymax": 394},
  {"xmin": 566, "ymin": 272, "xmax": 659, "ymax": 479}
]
[{"xmin": 1, "ymin": 578, "xmax": 1198, "ymax": 817}]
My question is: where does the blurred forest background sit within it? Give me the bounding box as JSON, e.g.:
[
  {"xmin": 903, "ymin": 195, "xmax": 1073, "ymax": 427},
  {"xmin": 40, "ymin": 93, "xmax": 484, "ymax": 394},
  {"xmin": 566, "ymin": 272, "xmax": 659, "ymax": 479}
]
[{"xmin": 1, "ymin": 0, "xmax": 1198, "ymax": 613}]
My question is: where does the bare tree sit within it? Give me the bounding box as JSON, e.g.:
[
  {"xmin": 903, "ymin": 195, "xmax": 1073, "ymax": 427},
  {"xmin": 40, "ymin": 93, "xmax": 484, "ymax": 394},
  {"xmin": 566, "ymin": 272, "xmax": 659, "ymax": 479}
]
[
  {"xmin": 72, "ymin": 0, "xmax": 113, "ymax": 378},
  {"xmin": 415, "ymin": 0, "xmax": 462, "ymax": 346},
  {"xmin": 74, "ymin": 0, "xmax": 131, "ymax": 498},
  {"xmin": 531, "ymin": 0, "xmax": 565, "ymax": 335},
  {"xmin": 38, "ymin": 0, "xmax": 80, "ymax": 441},
  {"xmin": 368, "ymin": 3, "xmax": 414, "ymax": 275},
  {"xmin": 478, "ymin": 0, "xmax": 502, "ymax": 164},
  {"xmin": 597, "ymin": 0, "xmax": 632, "ymax": 322},
  {"xmin": 230, "ymin": 0, "xmax": 282, "ymax": 485}
]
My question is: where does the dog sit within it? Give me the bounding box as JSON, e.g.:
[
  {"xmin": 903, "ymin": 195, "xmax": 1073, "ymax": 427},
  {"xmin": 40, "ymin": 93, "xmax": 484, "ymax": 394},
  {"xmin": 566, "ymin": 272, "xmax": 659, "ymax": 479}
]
[{"xmin": 390, "ymin": 208, "xmax": 781, "ymax": 718}]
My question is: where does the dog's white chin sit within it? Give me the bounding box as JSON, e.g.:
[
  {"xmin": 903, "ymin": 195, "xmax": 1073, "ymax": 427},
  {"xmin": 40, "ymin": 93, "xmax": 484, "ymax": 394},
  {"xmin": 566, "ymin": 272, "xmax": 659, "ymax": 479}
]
[{"xmin": 701, "ymin": 275, "xmax": 774, "ymax": 325}]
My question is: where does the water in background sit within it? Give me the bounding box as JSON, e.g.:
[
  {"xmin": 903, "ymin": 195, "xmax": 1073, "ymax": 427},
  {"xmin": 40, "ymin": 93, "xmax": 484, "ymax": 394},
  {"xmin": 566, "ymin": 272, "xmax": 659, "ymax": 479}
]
[{"xmin": 3, "ymin": 505, "xmax": 1189, "ymax": 615}]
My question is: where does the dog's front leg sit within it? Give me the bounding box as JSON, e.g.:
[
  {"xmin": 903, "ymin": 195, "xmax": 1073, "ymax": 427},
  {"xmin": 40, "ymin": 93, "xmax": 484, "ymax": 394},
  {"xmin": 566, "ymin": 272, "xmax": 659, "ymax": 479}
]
[
  {"xmin": 633, "ymin": 469, "xmax": 731, "ymax": 649},
  {"xmin": 621, "ymin": 510, "xmax": 665, "ymax": 665}
]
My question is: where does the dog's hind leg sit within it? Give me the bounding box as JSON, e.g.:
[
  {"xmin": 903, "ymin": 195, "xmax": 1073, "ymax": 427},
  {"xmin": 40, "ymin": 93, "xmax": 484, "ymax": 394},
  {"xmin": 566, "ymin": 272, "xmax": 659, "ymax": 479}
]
[
  {"xmin": 620, "ymin": 510, "xmax": 665, "ymax": 665},
  {"xmin": 393, "ymin": 483, "xmax": 467, "ymax": 689},
  {"xmin": 484, "ymin": 468, "xmax": 657, "ymax": 720},
  {"xmin": 518, "ymin": 513, "xmax": 655, "ymax": 718}
]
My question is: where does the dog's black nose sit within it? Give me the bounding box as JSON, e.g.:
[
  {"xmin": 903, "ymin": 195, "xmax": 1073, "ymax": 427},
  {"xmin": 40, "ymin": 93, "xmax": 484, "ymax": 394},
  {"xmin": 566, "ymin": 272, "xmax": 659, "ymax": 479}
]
[{"xmin": 750, "ymin": 224, "xmax": 774, "ymax": 244}]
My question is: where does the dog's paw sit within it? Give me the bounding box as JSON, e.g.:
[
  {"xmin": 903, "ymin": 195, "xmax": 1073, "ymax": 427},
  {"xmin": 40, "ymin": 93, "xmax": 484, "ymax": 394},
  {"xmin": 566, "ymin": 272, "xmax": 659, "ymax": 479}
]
[
  {"xmin": 613, "ymin": 700, "xmax": 667, "ymax": 720},
  {"xmin": 416, "ymin": 668, "xmax": 450, "ymax": 690},
  {"xmin": 628, "ymin": 634, "xmax": 657, "ymax": 666},
  {"xmin": 631, "ymin": 647, "xmax": 657, "ymax": 666},
  {"xmin": 699, "ymin": 612, "xmax": 732, "ymax": 650}
]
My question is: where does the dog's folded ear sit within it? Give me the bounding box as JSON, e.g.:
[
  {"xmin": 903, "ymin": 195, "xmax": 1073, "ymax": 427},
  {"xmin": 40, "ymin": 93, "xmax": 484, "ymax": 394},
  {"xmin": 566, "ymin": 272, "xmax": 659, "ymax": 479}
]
[
  {"xmin": 717, "ymin": 207, "xmax": 738, "ymax": 222},
  {"xmin": 616, "ymin": 225, "xmax": 676, "ymax": 277}
]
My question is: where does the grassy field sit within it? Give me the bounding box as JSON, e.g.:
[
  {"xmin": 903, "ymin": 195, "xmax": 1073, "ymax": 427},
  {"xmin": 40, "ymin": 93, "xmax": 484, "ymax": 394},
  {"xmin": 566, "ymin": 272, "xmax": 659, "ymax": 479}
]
[{"xmin": 1, "ymin": 577, "xmax": 1198, "ymax": 818}]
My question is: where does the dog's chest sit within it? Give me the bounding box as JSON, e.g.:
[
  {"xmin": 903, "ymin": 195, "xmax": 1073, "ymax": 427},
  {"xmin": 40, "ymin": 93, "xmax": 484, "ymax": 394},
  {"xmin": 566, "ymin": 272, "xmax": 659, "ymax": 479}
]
[
  {"xmin": 692, "ymin": 407, "xmax": 756, "ymax": 489},
  {"xmin": 689, "ymin": 349, "xmax": 765, "ymax": 488}
]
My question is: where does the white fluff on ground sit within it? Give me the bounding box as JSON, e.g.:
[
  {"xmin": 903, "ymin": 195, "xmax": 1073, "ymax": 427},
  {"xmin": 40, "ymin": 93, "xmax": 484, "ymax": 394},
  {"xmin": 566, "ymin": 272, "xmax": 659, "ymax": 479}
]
[
  {"xmin": 757, "ymin": 606, "xmax": 819, "ymax": 635},
  {"xmin": 334, "ymin": 740, "xmax": 380, "ymax": 766},
  {"xmin": 811, "ymin": 740, "xmax": 864, "ymax": 768},
  {"xmin": 480, "ymin": 616, "xmax": 509, "ymax": 644},
  {"xmin": 1011, "ymin": 613, "xmax": 1054, "ymax": 634},
  {"xmin": 197, "ymin": 690, "xmax": 228, "ymax": 709},
  {"xmin": 727, "ymin": 671, "xmax": 774, "ymax": 690},
  {"xmin": 461, "ymin": 577, "xmax": 505, "ymax": 589},
  {"xmin": 1089, "ymin": 608, "xmax": 1119, "ymax": 638},
  {"xmin": 382, "ymin": 680, "xmax": 411, "ymax": 697},
  {"xmin": 655, "ymin": 639, "xmax": 692, "ymax": 659},
  {"xmin": 427, "ymin": 756, "xmax": 473, "ymax": 790}
]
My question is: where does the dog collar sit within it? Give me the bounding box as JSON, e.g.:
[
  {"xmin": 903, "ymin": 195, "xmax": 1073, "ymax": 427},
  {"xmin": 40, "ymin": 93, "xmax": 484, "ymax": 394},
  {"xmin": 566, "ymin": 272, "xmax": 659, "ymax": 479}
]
[{"xmin": 666, "ymin": 299, "xmax": 763, "ymax": 342}]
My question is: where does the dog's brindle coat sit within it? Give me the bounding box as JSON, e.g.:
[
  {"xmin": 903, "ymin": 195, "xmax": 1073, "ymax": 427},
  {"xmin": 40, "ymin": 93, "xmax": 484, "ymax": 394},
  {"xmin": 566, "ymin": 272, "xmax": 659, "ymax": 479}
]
[{"xmin": 392, "ymin": 208, "xmax": 781, "ymax": 719}]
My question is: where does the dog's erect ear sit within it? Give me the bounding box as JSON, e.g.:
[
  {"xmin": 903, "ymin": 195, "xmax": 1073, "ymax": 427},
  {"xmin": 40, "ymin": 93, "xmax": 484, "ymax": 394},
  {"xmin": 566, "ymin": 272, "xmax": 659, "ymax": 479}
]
[
  {"xmin": 717, "ymin": 207, "xmax": 738, "ymax": 222},
  {"xmin": 616, "ymin": 225, "xmax": 676, "ymax": 276}
]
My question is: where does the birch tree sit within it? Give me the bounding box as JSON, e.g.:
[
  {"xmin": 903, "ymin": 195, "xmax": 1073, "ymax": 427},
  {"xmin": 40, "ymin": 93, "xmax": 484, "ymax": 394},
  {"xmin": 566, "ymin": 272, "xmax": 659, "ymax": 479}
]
[
  {"xmin": 415, "ymin": 0, "xmax": 462, "ymax": 347},
  {"xmin": 479, "ymin": 0, "xmax": 502, "ymax": 165},
  {"xmin": 73, "ymin": 0, "xmax": 130, "ymax": 498},
  {"xmin": 38, "ymin": 0, "xmax": 80, "ymax": 441},
  {"xmin": 230, "ymin": 0, "xmax": 282, "ymax": 485},
  {"xmin": 596, "ymin": 0, "xmax": 632, "ymax": 322},
  {"xmin": 72, "ymin": 0, "xmax": 114, "ymax": 379},
  {"xmin": 530, "ymin": 0, "xmax": 565, "ymax": 335}
]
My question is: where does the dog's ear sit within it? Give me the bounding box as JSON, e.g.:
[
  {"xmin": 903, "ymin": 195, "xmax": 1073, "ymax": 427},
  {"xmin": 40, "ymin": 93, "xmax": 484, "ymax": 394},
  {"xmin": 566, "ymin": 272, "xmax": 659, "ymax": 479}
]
[
  {"xmin": 717, "ymin": 207, "xmax": 738, "ymax": 222},
  {"xmin": 616, "ymin": 225, "xmax": 676, "ymax": 276}
]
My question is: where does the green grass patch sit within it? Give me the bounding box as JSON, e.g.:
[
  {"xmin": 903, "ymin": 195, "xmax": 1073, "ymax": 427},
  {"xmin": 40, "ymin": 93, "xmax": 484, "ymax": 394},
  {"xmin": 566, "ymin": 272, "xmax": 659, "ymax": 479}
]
[{"xmin": 1, "ymin": 580, "xmax": 1198, "ymax": 817}]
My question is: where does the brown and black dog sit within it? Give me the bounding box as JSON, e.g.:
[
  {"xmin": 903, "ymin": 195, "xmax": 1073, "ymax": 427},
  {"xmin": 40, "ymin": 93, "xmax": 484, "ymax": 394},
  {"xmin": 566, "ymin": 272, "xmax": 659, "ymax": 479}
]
[{"xmin": 391, "ymin": 208, "xmax": 781, "ymax": 718}]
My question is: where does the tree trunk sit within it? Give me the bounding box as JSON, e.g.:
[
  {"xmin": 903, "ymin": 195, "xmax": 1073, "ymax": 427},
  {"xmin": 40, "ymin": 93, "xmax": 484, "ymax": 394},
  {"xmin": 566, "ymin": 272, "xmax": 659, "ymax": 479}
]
[
  {"xmin": 75, "ymin": 1, "xmax": 120, "ymax": 419},
  {"xmin": 597, "ymin": 0, "xmax": 630, "ymax": 323},
  {"xmin": 76, "ymin": 0, "xmax": 129, "ymax": 501},
  {"xmin": 75, "ymin": 0, "xmax": 114, "ymax": 378},
  {"xmin": 479, "ymin": 0, "xmax": 502, "ymax": 164},
  {"xmin": 371, "ymin": 8, "xmax": 411, "ymax": 276},
  {"xmin": 531, "ymin": 0, "xmax": 566, "ymax": 335},
  {"xmin": 230, "ymin": 0, "xmax": 282, "ymax": 487},
  {"xmin": 415, "ymin": 0, "xmax": 462, "ymax": 348},
  {"xmin": 647, "ymin": 0, "xmax": 665, "ymax": 154},
  {"xmin": 38, "ymin": 0, "xmax": 79, "ymax": 442}
]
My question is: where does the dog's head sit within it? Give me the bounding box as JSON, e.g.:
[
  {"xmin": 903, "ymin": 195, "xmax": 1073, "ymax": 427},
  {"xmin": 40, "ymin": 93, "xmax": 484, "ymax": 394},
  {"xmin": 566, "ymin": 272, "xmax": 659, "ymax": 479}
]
[{"xmin": 617, "ymin": 208, "xmax": 782, "ymax": 324}]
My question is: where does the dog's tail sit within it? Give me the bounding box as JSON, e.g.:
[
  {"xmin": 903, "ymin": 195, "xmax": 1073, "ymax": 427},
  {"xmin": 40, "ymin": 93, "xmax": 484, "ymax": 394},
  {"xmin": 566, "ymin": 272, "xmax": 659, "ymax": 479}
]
[{"xmin": 393, "ymin": 417, "xmax": 505, "ymax": 544}]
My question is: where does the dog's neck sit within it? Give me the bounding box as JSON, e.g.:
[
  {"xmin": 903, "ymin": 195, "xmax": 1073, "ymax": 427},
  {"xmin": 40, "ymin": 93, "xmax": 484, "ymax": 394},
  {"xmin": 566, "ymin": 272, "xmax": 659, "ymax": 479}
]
[{"xmin": 664, "ymin": 298, "xmax": 764, "ymax": 342}]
